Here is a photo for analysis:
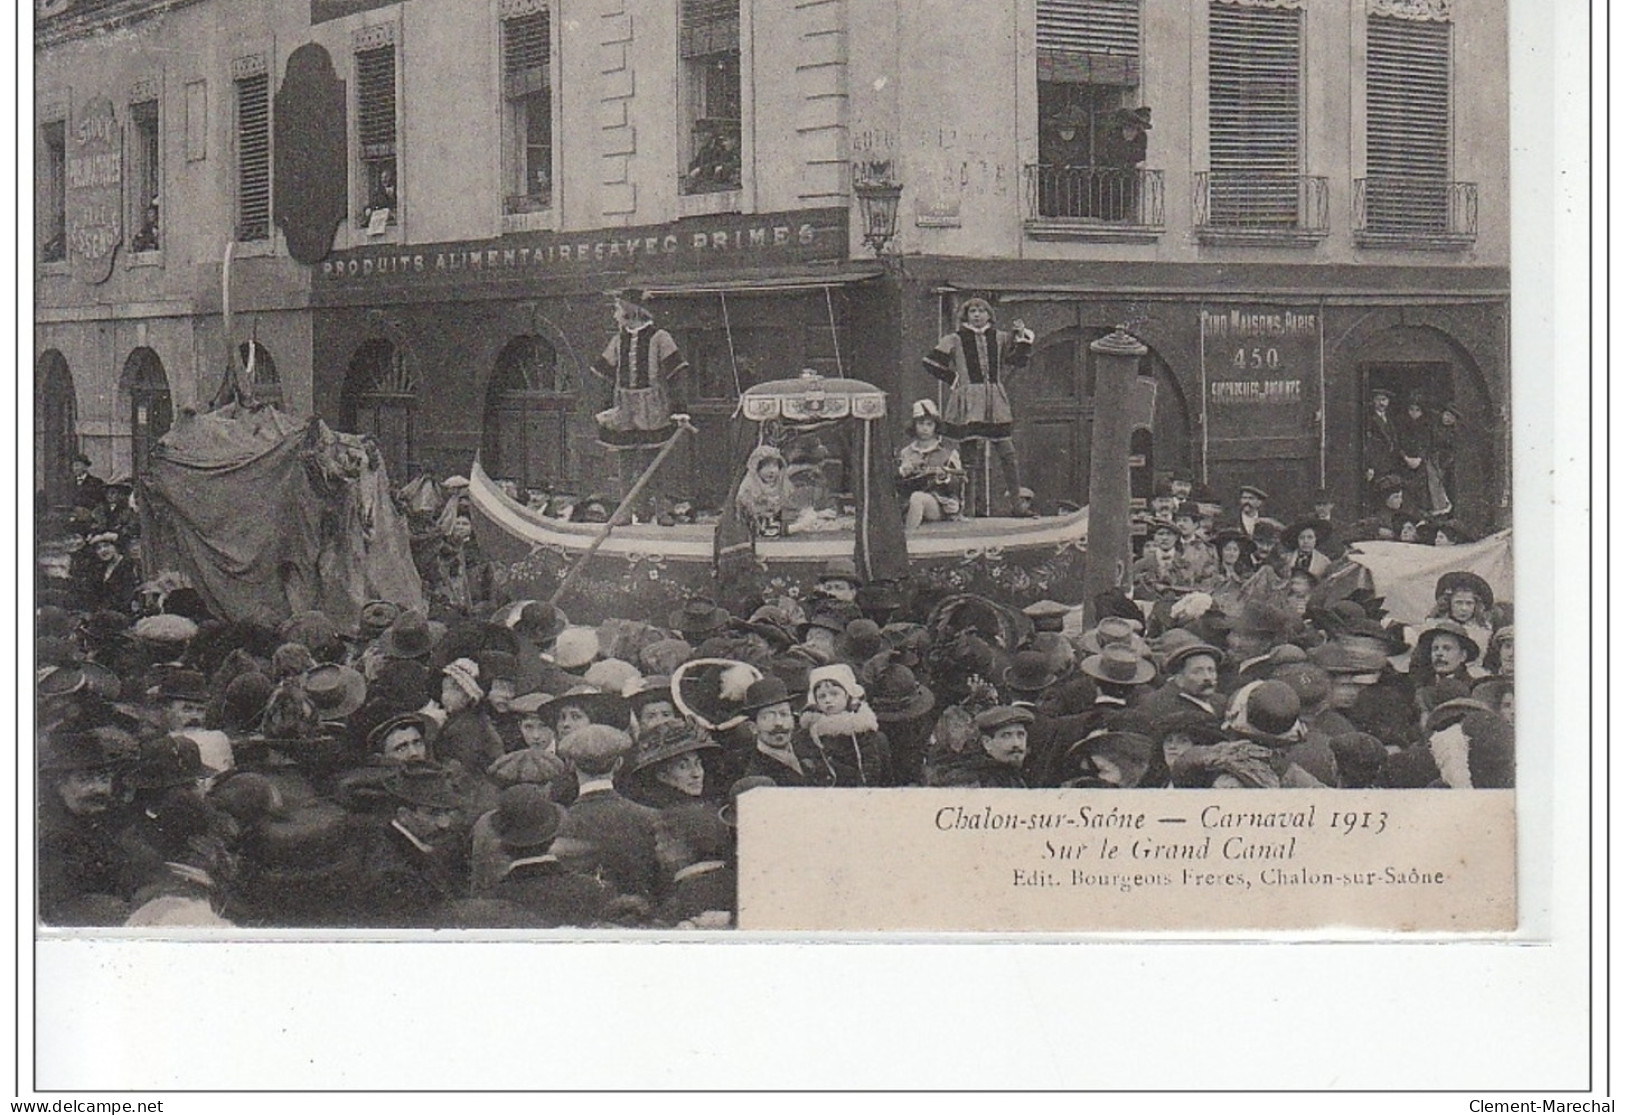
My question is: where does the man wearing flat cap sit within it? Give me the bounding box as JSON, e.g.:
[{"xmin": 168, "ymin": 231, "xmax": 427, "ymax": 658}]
[
  {"xmin": 1231, "ymin": 484, "xmax": 1281, "ymax": 541},
  {"xmin": 926, "ymin": 705, "xmax": 1034, "ymax": 788},
  {"xmin": 557, "ymin": 724, "xmax": 661, "ymax": 899},
  {"xmin": 1140, "ymin": 633, "xmax": 1226, "ymax": 727}
]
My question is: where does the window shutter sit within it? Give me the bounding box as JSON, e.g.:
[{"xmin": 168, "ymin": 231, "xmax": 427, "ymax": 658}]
[
  {"xmin": 503, "ymin": 10, "xmax": 551, "ymax": 100},
  {"xmin": 1208, "ymin": 2, "xmax": 1301, "ymax": 176},
  {"xmin": 1366, "ymin": 15, "xmax": 1449, "ymax": 180},
  {"xmin": 1037, "ymin": 0, "xmax": 1140, "ymax": 86},
  {"xmin": 236, "ymin": 73, "xmax": 271, "ymax": 240},
  {"xmin": 680, "ymin": 0, "xmax": 739, "ymax": 59},
  {"xmin": 356, "ymin": 45, "xmax": 397, "ymax": 160}
]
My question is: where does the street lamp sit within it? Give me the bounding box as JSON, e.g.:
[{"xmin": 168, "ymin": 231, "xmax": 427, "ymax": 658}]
[{"xmin": 853, "ymin": 160, "xmax": 902, "ymax": 257}]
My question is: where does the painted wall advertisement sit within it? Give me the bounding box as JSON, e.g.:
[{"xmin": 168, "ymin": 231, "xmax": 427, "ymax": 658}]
[
  {"xmin": 1200, "ymin": 304, "xmax": 1322, "ymax": 442},
  {"xmin": 66, "ymin": 97, "xmax": 122, "ymax": 285}
]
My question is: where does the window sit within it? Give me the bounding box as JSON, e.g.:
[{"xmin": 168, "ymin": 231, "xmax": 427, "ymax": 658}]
[
  {"xmin": 1361, "ymin": 14, "xmax": 1465, "ymax": 239},
  {"xmin": 502, "ymin": 5, "xmax": 552, "ymax": 214},
  {"xmin": 355, "ymin": 39, "xmax": 398, "ymax": 227},
  {"xmin": 129, "ymin": 100, "xmax": 161, "ymax": 252},
  {"xmin": 1204, "ymin": 1, "xmax": 1312, "ymax": 230},
  {"xmin": 40, "ymin": 119, "xmax": 66, "ymax": 263},
  {"xmin": 1033, "ymin": 0, "xmax": 1148, "ymax": 223},
  {"xmin": 235, "ymin": 61, "xmax": 272, "ymax": 242},
  {"xmin": 679, "ymin": 0, "xmax": 741, "ymax": 195}
]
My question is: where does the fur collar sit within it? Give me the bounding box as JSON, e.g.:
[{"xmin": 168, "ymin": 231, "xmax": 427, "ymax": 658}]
[{"xmin": 801, "ymin": 704, "xmax": 880, "ymax": 742}]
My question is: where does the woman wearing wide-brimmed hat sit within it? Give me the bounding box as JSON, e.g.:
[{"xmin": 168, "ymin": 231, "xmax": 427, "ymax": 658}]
[
  {"xmin": 1281, "ymin": 519, "xmax": 1333, "ymax": 580},
  {"xmin": 619, "ymin": 720, "xmax": 722, "ymax": 810}
]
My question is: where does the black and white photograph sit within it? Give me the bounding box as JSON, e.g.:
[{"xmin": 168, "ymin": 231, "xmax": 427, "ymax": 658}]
[{"xmin": 21, "ymin": 0, "xmax": 1592, "ymax": 1096}]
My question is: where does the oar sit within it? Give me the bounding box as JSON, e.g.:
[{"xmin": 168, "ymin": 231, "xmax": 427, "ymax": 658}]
[{"xmin": 547, "ymin": 416, "xmax": 694, "ymax": 606}]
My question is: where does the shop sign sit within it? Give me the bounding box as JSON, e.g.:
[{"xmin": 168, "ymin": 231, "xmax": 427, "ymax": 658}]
[
  {"xmin": 316, "ymin": 207, "xmax": 851, "ymax": 290},
  {"xmin": 1200, "ymin": 304, "xmax": 1321, "ymax": 440},
  {"xmin": 67, "ymin": 97, "xmax": 122, "ymax": 284}
]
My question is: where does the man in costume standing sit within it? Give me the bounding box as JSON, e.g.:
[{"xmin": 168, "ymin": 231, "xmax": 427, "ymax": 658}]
[
  {"xmin": 591, "ymin": 288, "xmax": 691, "ymax": 522},
  {"xmin": 922, "ymin": 297, "xmax": 1034, "ymax": 516}
]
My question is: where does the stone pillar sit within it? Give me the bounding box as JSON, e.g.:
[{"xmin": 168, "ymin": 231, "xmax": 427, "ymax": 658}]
[{"xmin": 1082, "ymin": 328, "xmax": 1147, "ymax": 623}]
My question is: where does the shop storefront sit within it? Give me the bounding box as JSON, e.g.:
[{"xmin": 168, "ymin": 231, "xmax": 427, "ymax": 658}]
[
  {"xmin": 898, "ymin": 260, "xmax": 1510, "ymax": 532},
  {"xmin": 311, "ymin": 207, "xmax": 894, "ymax": 509}
]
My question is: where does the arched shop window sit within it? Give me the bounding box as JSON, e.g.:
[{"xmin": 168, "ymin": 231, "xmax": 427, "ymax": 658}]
[
  {"xmin": 481, "ymin": 334, "xmax": 572, "ymax": 498},
  {"xmin": 120, "ymin": 347, "xmax": 172, "ymax": 483},
  {"xmin": 36, "ymin": 350, "xmax": 77, "ymax": 513},
  {"xmin": 342, "ymin": 338, "xmax": 418, "ymax": 484},
  {"xmin": 239, "ymin": 341, "xmax": 281, "ymax": 408}
]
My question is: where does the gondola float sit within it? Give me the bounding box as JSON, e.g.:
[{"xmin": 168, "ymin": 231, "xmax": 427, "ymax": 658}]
[{"xmin": 467, "ymin": 373, "xmax": 1090, "ymax": 621}]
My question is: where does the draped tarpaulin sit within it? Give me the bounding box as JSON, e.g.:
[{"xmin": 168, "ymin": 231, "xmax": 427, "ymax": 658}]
[
  {"xmin": 140, "ymin": 407, "xmax": 424, "ymax": 629},
  {"xmin": 1344, "ymin": 530, "xmax": 1513, "ymax": 626}
]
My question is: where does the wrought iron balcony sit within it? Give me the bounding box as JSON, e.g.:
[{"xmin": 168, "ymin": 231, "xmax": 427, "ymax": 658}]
[
  {"xmin": 1023, "ymin": 165, "xmax": 1165, "ymax": 241},
  {"xmin": 1354, "ymin": 176, "xmax": 1478, "ymax": 249},
  {"xmin": 1195, "ymin": 171, "xmax": 1330, "ymax": 245}
]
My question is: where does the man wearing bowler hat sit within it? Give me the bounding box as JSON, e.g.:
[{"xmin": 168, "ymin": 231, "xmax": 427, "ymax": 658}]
[
  {"xmin": 738, "ymin": 675, "xmax": 820, "ymax": 787},
  {"xmin": 591, "ymin": 288, "xmax": 692, "ymax": 521},
  {"xmin": 1411, "ymin": 620, "xmax": 1482, "ymax": 720},
  {"xmin": 38, "ymin": 729, "xmax": 133, "ymax": 924},
  {"xmin": 1364, "ymin": 387, "xmax": 1402, "ymax": 509},
  {"xmin": 352, "ymin": 761, "xmax": 472, "ymax": 925},
  {"xmin": 491, "ymin": 785, "xmax": 615, "ymax": 926}
]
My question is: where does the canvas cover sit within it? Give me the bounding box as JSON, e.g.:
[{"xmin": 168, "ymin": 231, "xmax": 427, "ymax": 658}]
[
  {"xmin": 140, "ymin": 405, "xmax": 424, "ymax": 629},
  {"xmin": 1344, "ymin": 530, "xmax": 1514, "ymax": 625}
]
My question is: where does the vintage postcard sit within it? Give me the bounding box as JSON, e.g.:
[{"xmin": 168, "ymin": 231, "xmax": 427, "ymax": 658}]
[{"xmin": 30, "ymin": 0, "xmax": 1525, "ymax": 948}]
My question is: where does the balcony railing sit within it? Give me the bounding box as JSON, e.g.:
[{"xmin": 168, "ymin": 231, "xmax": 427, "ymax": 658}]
[
  {"xmin": 1354, "ymin": 176, "xmax": 1478, "ymax": 249},
  {"xmin": 1023, "ymin": 165, "xmax": 1164, "ymax": 239},
  {"xmin": 1195, "ymin": 171, "xmax": 1329, "ymax": 244}
]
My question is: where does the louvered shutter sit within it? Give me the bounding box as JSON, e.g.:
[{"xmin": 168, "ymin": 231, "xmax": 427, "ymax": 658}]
[
  {"xmin": 1208, "ymin": 2, "xmax": 1302, "ymax": 223},
  {"xmin": 1037, "ymin": 0, "xmax": 1140, "ymax": 86},
  {"xmin": 356, "ymin": 45, "xmax": 397, "ymax": 161},
  {"xmin": 681, "ymin": 0, "xmax": 738, "ymax": 59},
  {"xmin": 503, "ymin": 10, "xmax": 550, "ymax": 99},
  {"xmin": 1365, "ymin": 15, "xmax": 1450, "ymax": 231},
  {"xmin": 236, "ymin": 73, "xmax": 271, "ymax": 241}
]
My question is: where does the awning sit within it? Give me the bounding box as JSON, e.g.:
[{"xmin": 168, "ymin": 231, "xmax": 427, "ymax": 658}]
[{"xmin": 643, "ymin": 267, "xmax": 884, "ymax": 297}]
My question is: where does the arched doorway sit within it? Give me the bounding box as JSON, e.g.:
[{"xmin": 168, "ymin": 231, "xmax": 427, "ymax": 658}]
[
  {"xmin": 341, "ymin": 338, "xmax": 418, "ymax": 483},
  {"xmin": 1010, "ymin": 325, "xmax": 1189, "ymax": 514},
  {"xmin": 239, "ymin": 341, "xmax": 281, "ymax": 409},
  {"xmin": 36, "ymin": 350, "xmax": 77, "ymax": 513},
  {"xmin": 120, "ymin": 348, "xmax": 172, "ymax": 482},
  {"xmin": 481, "ymin": 334, "xmax": 572, "ymax": 497},
  {"xmin": 1349, "ymin": 323, "xmax": 1497, "ymax": 528}
]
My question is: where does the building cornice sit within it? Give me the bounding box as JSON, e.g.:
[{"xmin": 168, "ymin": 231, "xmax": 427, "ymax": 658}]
[{"xmin": 35, "ymin": 0, "xmax": 212, "ymax": 50}]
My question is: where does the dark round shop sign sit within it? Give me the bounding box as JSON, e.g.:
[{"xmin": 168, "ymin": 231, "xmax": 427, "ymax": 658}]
[{"xmin": 67, "ymin": 97, "xmax": 122, "ymax": 284}]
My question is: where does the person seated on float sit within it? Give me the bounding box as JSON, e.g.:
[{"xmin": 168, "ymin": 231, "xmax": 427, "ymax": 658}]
[
  {"xmin": 896, "ymin": 399, "xmax": 963, "ymax": 530},
  {"xmin": 782, "ymin": 436, "xmax": 840, "ymax": 530},
  {"xmin": 735, "ymin": 445, "xmax": 788, "ymax": 539}
]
